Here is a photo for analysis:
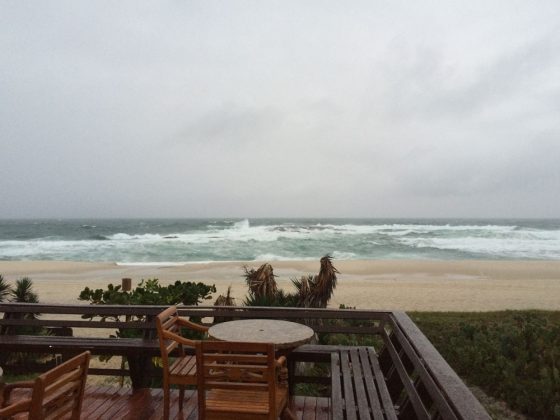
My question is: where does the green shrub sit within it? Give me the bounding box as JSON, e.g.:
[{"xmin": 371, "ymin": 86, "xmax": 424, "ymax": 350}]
[
  {"xmin": 79, "ymin": 278, "xmax": 215, "ymax": 333},
  {"xmin": 79, "ymin": 278, "xmax": 216, "ymax": 308},
  {"xmin": 411, "ymin": 310, "xmax": 560, "ymax": 419}
]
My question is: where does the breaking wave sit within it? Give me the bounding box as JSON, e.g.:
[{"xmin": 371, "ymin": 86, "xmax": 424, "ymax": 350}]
[{"xmin": 0, "ymin": 218, "xmax": 559, "ymax": 262}]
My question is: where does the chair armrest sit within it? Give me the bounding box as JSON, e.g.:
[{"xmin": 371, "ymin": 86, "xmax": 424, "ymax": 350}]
[
  {"xmin": 176, "ymin": 317, "xmax": 209, "ymax": 333},
  {"xmin": 0, "ymin": 397, "xmax": 31, "ymax": 416},
  {"xmin": 275, "ymin": 356, "xmax": 288, "ymax": 387},
  {"xmin": 275, "ymin": 356, "xmax": 287, "ymax": 369},
  {"xmin": 3, "ymin": 381, "xmax": 34, "ymax": 405},
  {"xmin": 162, "ymin": 330, "xmax": 196, "ymax": 347}
]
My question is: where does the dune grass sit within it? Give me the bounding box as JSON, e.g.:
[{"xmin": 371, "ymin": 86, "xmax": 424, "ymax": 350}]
[{"xmin": 410, "ymin": 310, "xmax": 560, "ymax": 419}]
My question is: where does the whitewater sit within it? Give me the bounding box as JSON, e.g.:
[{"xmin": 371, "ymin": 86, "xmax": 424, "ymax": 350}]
[{"xmin": 0, "ymin": 218, "xmax": 559, "ymax": 263}]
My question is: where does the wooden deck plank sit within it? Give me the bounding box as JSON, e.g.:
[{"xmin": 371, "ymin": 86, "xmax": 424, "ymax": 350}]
[
  {"xmin": 177, "ymin": 389, "xmax": 198, "ymax": 420},
  {"xmin": 88, "ymin": 388, "xmax": 127, "ymax": 419},
  {"xmin": 349, "ymin": 348, "xmax": 372, "ymax": 420},
  {"xmin": 83, "ymin": 386, "xmax": 124, "ymax": 419},
  {"xmin": 303, "ymin": 396, "xmax": 317, "ymax": 420},
  {"xmin": 294, "ymin": 395, "xmax": 306, "ymax": 420},
  {"xmin": 96, "ymin": 387, "xmax": 132, "ymax": 418},
  {"xmin": 315, "ymin": 397, "xmax": 331, "ymax": 420},
  {"xmin": 81, "ymin": 384, "xmax": 112, "ymax": 418},
  {"xmin": 331, "ymin": 352, "xmax": 343, "ymax": 420},
  {"xmin": 358, "ymin": 347, "xmax": 384, "ymax": 419},
  {"xmin": 112, "ymin": 388, "xmax": 156, "ymax": 419},
  {"xmin": 367, "ymin": 348, "xmax": 398, "ymax": 420},
  {"xmin": 340, "ymin": 350, "xmax": 357, "ymax": 420}
]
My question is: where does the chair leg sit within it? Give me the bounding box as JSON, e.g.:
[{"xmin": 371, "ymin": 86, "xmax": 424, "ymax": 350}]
[
  {"xmin": 179, "ymin": 385, "xmax": 185, "ymax": 411},
  {"xmin": 281, "ymin": 406, "xmax": 298, "ymax": 420},
  {"xmin": 163, "ymin": 382, "xmax": 170, "ymax": 420}
]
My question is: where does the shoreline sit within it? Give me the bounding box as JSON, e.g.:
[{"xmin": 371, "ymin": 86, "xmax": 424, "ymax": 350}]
[{"xmin": 1, "ymin": 259, "xmax": 559, "ymax": 311}]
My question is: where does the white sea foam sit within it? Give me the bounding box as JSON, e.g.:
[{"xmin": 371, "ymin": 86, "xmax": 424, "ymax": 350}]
[
  {"xmin": 332, "ymin": 251, "xmax": 357, "ymax": 260},
  {"xmin": 108, "ymin": 233, "xmax": 164, "ymax": 241},
  {"xmin": 400, "ymin": 234, "xmax": 560, "ymax": 259},
  {"xmin": 1, "ymin": 219, "xmax": 559, "ymax": 262},
  {"xmin": 233, "ymin": 219, "xmax": 250, "ymax": 230}
]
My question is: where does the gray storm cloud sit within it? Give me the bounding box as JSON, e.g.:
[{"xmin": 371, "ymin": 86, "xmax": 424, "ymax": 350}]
[{"xmin": 1, "ymin": 1, "xmax": 559, "ymax": 218}]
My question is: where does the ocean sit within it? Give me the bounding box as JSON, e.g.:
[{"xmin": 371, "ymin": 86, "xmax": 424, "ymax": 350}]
[{"xmin": 0, "ymin": 218, "xmax": 559, "ymax": 264}]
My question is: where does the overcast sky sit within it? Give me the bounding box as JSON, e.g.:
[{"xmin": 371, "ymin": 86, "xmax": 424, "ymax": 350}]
[{"xmin": 1, "ymin": 1, "xmax": 559, "ymax": 218}]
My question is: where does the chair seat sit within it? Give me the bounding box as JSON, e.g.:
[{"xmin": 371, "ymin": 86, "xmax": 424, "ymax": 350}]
[
  {"xmin": 169, "ymin": 355, "xmax": 197, "ymax": 384},
  {"xmin": 205, "ymin": 388, "xmax": 288, "ymax": 415}
]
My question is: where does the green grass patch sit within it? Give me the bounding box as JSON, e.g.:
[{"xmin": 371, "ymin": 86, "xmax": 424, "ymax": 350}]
[{"xmin": 409, "ymin": 310, "xmax": 560, "ymax": 419}]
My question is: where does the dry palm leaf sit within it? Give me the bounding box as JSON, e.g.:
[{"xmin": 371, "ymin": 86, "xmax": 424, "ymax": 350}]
[{"xmin": 243, "ymin": 263, "xmax": 278, "ymax": 300}]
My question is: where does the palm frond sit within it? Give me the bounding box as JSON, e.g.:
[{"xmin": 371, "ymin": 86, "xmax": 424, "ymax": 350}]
[
  {"xmin": 243, "ymin": 263, "xmax": 278, "ymax": 300},
  {"xmin": 311, "ymin": 255, "xmax": 339, "ymax": 308},
  {"xmin": 214, "ymin": 286, "xmax": 236, "ymax": 306},
  {"xmin": 12, "ymin": 277, "xmax": 39, "ymax": 304},
  {"xmin": 0, "ymin": 274, "xmax": 12, "ymax": 302}
]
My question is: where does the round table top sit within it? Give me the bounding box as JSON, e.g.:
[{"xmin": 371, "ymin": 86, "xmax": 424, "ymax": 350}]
[{"xmin": 208, "ymin": 319, "xmax": 315, "ymax": 350}]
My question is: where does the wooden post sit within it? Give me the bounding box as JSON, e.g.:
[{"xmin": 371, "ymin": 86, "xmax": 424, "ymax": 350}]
[{"xmin": 121, "ymin": 278, "xmax": 132, "ymax": 292}]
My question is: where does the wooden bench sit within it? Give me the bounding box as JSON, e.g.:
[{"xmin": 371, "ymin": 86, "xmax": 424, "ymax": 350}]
[
  {"xmin": 331, "ymin": 347, "xmax": 396, "ymax": 420},
  {"xmin": 288, "ymin": 315, "xmax": 491, "ymax": 420}
]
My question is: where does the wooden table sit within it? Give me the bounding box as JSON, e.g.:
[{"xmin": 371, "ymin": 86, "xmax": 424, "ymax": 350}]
[{"xmin": 208, "ymin": 319, "xmax": 315, "ymax": 350}]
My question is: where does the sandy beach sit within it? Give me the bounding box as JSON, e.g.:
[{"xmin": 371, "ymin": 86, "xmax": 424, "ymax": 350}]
[{"xmin": 1, "ymin": 259, "xmax": 559, "ymax": 311}]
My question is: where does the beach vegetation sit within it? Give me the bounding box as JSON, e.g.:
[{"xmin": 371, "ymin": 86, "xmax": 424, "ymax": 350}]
[
  {"xmin": 241, "ymin": 255, "xmax": 339, "ymax": 308},
  {"xmin": 213, "ymin": 286, "xmax": 237, "ymax": 323},
  {"xmin": 0, "ymin": 275, "xmax": 39, "ymax": 304},
  {"xmin": 214, "ymin": 285, "xmax": 235, "ymax": 307},
  {"xmin": 411, "ymin": 310, "xmax": 560, "ymax": 420},
  {"xmin": 0, "ymin": 275, "xmax": 40, "ymax": 331},
  {"xmin": 0, "ymin": 274, "xmax": 10, "ymax": 302},
  {"xmin": 78, "ymin": 278, "xmax": 216, "ymax": 337},
  {"xmin": 11, "ymin": 277, "xmax": 39, "ymax": 304},
  {"xmin": 79, "ymin": 278, "xmax": 216, "ymax": 308}
]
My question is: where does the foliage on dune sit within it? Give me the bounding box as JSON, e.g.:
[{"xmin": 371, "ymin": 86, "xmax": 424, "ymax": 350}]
[
  {"xmin": 412, "ymin": 310, "xmax": 560, "ymax": 419},
  {"xmin": 239, "ymin": 255, "xmax": 339, "ymax": 309}
]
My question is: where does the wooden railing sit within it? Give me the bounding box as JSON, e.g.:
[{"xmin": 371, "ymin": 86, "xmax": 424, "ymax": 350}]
[{"xmin": 0, "ymin": 303, "xmax": 489, "ymax": 419}]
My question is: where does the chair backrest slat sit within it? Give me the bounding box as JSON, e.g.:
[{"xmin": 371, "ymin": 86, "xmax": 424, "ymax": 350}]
[
  {"xmin": 161, "ymin": 314, "xmax": 178, "ymax": 330},
  {"xmin": 203, "ymin": 353, "xmax": 269, "ymax": 364}
]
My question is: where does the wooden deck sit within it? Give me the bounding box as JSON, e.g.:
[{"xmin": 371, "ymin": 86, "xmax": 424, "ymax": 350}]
[
  {"xmin": 7, "ymin": 385, "xmax": 330, "ymax": 419},
  {"xmin": 85, "ymin": 386, "xmax": 330, "ymax": 420},
  {"xmin": 1, "ymin": 303, "xmax": 491, "ymax": 419}
]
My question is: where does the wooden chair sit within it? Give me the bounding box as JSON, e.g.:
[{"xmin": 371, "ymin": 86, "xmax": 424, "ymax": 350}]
[
  {"xmin": 0, "ymin": 351, "xmax": 90, "ymax": 420},
  {"xmin": 195, "ymin": 340, "xmax": 295, "ymax": 420},
  {"xmin": 156, "ymin": 305, "xmax": 209, "ymax": 419}
]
